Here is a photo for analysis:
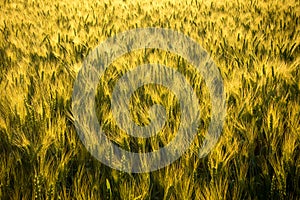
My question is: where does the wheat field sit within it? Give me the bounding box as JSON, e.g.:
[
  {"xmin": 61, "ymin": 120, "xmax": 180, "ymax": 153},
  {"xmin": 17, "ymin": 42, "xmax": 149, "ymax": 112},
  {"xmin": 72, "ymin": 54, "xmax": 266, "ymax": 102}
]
[{"xmin": 0, "ymin": 0, "xmax": 299, "ymax": 199}]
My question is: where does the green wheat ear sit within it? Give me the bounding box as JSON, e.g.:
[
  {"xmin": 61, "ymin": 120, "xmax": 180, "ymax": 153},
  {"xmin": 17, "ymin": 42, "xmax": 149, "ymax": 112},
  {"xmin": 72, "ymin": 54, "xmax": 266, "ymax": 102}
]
[{"xmin": 34, "ymin": 174, "xmax": 44, "ymax": 200}]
